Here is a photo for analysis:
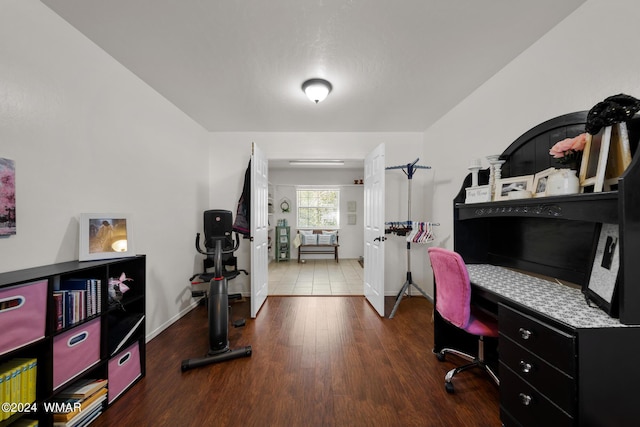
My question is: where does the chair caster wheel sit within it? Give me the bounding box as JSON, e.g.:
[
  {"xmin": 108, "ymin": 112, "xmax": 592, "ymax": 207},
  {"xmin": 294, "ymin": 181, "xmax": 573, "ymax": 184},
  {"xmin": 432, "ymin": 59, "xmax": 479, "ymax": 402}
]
[
  {"xmin": 436, "ymin": 352, "xmax": 445, "ymax": 362},
  {"xmin": 445, "ymin": 382, "xmax": 454, "ymax": 394}
]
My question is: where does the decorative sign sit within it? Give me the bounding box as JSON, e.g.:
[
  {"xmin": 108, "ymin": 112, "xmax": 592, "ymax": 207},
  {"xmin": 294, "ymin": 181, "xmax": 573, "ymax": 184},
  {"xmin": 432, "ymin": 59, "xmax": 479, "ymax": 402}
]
[{"xmin": 465, "ymin": 185, "xmax": 491, "ymax": 204}]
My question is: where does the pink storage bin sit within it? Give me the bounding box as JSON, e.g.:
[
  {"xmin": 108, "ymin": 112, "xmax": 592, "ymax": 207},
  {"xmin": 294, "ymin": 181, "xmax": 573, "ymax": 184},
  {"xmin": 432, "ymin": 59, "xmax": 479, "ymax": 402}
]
[
  {"xmin": 0, "ymin": 280, "xmax": 48, "ymax": 356},
  {"xmin": 108, "ymin": 341, "xmax": 141, "ymax": 403},
  {"xmin": 53, "ymin": 318, "xmax": 101, "ymax": 389}
]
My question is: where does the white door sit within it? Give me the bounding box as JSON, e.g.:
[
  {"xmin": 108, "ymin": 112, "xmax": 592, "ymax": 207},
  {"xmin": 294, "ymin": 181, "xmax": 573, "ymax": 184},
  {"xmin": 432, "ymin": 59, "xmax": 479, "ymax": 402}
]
[
  {"xmin": 250, "ymin": 142, "xmax": 269, "ymax": 318},
  {"xmin": 364, "ymin": 143, "xmax": 386, "ymax": 316}
]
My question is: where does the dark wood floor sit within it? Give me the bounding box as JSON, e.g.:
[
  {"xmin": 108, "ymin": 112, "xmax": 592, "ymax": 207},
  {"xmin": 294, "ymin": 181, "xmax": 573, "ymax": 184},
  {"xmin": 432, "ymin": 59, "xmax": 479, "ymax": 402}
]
[{"xmin": 93, "ymin": 296, "xmax": 500, "ymax": 427}]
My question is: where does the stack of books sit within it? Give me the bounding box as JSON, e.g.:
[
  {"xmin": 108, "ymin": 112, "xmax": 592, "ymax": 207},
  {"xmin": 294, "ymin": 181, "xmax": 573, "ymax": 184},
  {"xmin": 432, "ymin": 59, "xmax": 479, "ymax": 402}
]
[
  {"xmin": 54, "ymin": 278, "xmax": 102, "ymax": 331},
  {"xmin": 0, "ymin": 358, "xmax": 37, "ymax": 421},
  {"xmin": 52, "ymin": 378, "xmax": 108, "ymax": 427}
]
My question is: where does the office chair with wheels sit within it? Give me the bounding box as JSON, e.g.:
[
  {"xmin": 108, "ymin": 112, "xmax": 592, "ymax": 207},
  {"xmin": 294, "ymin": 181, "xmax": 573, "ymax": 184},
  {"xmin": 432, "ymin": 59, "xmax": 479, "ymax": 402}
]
[{"xmin": 427, "ymin": 247, "xmax": 499, "ymax": 393}]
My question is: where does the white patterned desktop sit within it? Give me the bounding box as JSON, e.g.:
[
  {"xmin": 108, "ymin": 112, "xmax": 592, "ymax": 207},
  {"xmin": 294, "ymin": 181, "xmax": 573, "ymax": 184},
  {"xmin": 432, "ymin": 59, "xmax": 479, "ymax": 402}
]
[{"xmin": 467, "ymin": 264, "xmax": 622, "ymax": 328}]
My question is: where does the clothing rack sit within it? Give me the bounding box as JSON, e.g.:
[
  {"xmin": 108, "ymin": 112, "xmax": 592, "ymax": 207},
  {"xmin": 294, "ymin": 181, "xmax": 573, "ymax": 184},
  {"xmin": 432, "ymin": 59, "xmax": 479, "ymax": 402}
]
[
  {"xmin": 385, "ymin": 158, "xmax": 433, "ymax": 319},
  {"xmin": 386, "ymin": 221, "xmax": 439, "ymax": 242}
]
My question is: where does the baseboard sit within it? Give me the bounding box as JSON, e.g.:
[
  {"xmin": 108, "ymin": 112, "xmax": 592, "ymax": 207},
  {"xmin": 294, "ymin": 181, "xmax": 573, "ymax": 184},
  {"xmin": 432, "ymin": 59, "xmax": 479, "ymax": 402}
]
[{"xmin": 145, "ymin": 299, "xmax": 201, "ymax": 343}]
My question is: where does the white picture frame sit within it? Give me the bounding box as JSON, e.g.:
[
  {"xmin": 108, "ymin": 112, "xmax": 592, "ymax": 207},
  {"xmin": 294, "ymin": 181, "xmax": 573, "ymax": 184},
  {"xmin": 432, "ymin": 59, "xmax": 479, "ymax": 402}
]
[
  {"xmin": 579, "ymin": 123, "xmax": 631, "ymax": 192},
  {"xmin": 585, "ymin": 223, "xmax": 620, "ymax": 316},
  {"xmin": 494, "ymin": 175, "xmax": 534, "ymax": 201},
  {"xmin": 79, "ymin": 213, "xmax": 135, "ymax": 261},
  {"xmin": 533, "ymin": 167, "xmax": 556, "ymax": 197}
]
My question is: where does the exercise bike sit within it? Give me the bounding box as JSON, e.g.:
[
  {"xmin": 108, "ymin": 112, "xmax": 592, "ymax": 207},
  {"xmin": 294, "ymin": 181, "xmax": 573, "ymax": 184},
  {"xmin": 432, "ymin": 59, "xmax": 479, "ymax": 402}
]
[{"xmin": 181, "ymin": 210, "xmax": 252, "ymax": 371}]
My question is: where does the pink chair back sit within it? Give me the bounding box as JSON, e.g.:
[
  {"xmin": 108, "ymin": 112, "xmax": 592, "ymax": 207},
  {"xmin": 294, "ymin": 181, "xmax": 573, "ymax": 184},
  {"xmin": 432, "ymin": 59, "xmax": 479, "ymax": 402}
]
[{"xmin": 427, "ymin": 247, "xmax": 471, "ymax": 329}]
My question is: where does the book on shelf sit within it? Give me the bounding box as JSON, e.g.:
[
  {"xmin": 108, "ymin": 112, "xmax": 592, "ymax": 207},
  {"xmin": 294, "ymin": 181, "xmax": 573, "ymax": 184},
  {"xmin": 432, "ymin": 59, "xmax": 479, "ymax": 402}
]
[
  {"xmin": 53, "ymin": 392, "xmax": 106, "ymax": 427},
  {"xmin": 0, "ymin": 357, "xmax": 37, "ymax": 422},
  {"xmin": 54, "ymin": 278, "xmax": 103, "ymax": 330},
  {"xmin": 10, "ymin": 419, "xmax": 39, "ymax": 427},
  {"xmin": 53, "ymin": 387, "xmax": 107, "ymax": 423},
  {"xmin": 107, "ymin": 312, "xmax": 145, "ymax": 356},
  {"xmin": 56, "ymin": 378, "xmax": 108, "ymax": 400}
]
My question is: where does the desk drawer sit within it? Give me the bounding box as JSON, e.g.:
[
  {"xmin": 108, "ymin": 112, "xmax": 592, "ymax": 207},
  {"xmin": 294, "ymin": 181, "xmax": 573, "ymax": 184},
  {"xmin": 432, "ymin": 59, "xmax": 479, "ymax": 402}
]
[
  {"xmin": 500, "ymin": 334, "xmax": 575, "ymax": 415},
  {"xmin": 499, "ymin": 304, "xmax": 575, "ymax": 373},
  {"xmin": 500, "ymin": 362, "xmax": 574, "ymax": 427}
]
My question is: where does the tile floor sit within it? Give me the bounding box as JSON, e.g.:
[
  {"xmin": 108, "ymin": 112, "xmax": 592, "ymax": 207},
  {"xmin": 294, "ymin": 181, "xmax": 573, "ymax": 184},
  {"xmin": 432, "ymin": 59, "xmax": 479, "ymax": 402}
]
[{"xmin": 268, "ymin": 258, "xmax": 364, "ymax": 296}]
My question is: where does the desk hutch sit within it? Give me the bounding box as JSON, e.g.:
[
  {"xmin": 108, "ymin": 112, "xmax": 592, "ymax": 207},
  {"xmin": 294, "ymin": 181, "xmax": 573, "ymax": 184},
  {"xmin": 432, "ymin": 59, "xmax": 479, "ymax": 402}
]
[
  {"xmin": 0, "ymin": 256, "xmax": 146, "ymax": 426},
  {"xmin": 435, "ymin": 112, "xmax": 640, "ymax": 426}
]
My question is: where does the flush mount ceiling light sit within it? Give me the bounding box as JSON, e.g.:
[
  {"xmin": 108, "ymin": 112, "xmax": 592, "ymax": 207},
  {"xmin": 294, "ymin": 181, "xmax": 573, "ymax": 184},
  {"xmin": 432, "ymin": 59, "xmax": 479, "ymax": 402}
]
[
  {"xmin": 289, "ymin": 159, "xmax": 344, "ymax": 166},
  {"xmin": 302, "ymin": 78, "xmax": 332, "ymax": 103}
]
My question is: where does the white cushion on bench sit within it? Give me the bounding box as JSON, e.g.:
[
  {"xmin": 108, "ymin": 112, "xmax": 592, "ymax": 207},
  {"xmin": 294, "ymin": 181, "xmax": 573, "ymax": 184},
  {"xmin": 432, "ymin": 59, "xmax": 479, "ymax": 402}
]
[
  {"xmin": 317, "ymin": 234, "xmax": 333, "ymax": 245},
  {"xmin": 322, "ymin": 230, "xmax": 337, "ymax": 244},
  {"xmin": 302, "ymin": 234, "xmax": 318, "ymax": 245}
]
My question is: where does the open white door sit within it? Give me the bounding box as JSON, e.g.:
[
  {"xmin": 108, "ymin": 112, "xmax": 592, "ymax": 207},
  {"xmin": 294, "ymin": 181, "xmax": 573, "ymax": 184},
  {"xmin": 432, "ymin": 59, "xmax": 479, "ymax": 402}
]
[
  {"xmin": 364, "ymin": 143, "xmax": 386, "ymax": 316},
  {"xmin": 250, "ymin": 142, "xmax": 269, "ymax": 318}
]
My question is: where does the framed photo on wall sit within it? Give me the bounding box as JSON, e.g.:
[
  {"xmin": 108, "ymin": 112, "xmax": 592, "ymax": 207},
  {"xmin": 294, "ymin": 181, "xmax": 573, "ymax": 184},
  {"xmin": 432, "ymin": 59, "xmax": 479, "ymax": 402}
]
[
  {"xmin": 584, "ymin": 223, "xmax": 620, "ymax": 317},
  {"xmin": 79, "ymin": 213, "xmax": 135, "ymax": 261},
  {"xmin": 0, "ymin": 158, "xmax": 16, "ymax": 236}
]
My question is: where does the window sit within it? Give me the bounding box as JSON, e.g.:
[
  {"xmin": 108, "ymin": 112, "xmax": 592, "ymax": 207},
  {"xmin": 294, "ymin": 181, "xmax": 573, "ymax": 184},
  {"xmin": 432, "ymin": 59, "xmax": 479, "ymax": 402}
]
[{"xmin": 297, "ymin": 189, "xmax": 340, "ymax": 229}]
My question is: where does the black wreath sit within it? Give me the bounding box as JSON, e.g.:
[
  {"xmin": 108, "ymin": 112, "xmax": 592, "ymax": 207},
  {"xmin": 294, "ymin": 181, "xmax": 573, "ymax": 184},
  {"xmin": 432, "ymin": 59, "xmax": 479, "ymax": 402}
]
[{"xmin": 280, "ymin": 200, "xmax": 290, "ymax": 212}]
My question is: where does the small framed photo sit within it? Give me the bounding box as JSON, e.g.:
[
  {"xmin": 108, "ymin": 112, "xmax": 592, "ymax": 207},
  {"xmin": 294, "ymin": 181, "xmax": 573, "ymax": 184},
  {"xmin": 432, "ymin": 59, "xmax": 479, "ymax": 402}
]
[
  {"xmin": 347, "ymin": 214, "xmax": 357, "ymax": 225},
  {"xmin": 347, "ymin": 201, "xmax": 357, "ymax": 212},
  {"xmin": 494, "ymin": 175, "xmax": 534, "ymax": 201},
  {"xmin": 79, "ymin": 213, "xmax": 135, "ymax": 261},
  {"xmin": 584, "ymin": 223, "xmax": 620, "ymax": 316},
  {"xmin": 533, "ymin": 167, "xmax": 556, "ymax": 197}
]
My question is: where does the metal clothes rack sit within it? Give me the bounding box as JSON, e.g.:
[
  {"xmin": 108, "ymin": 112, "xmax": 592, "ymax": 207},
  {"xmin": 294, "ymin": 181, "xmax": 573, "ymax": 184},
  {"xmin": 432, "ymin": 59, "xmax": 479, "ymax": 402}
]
[{"xmin": 386, "ymin": 158, "xmax": 432, "ymax": 319}]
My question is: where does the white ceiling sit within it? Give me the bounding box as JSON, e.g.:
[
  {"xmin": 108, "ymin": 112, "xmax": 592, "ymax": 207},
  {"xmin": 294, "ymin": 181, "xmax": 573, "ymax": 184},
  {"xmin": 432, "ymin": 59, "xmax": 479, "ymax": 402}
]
[{"xmin": 41, "ymin": 0, "xmax": 585, "ymax": 133}]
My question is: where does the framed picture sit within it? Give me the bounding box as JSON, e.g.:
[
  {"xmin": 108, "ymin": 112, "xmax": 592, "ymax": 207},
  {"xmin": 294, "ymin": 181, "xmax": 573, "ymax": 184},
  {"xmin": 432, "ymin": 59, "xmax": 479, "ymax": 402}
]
[
  {"xmin": 584, "ymin": 223, "xmax": 619, "ymax": 316},
  {"xmin": 532, "ymin": 167, "xmax": 556, "ymax": 197},
  {"xmin": 0, "ymin": 158, "xmax": 16, "ymax": 236},
  {"xmin": 494, "ymin": 175, "xmax": 534, "ymax": 201},
  {"xmin": 347, "ymin": 201, "xmax": 357, "ymax": 212},
  {"xmin": 79, "ymin": 213, "xmax": 135, "ymax": 261},
  {"xmin": 347, "ymin": 214, "xmax": 357, "ymax": 225},
  {"xmin": 579, "ymin": 123, "xmax": 631, "ymax": 192}
]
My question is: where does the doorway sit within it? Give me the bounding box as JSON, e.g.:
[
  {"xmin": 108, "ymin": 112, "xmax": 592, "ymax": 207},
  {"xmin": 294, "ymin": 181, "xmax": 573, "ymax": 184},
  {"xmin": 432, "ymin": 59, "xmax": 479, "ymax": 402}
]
[{"xmin": 267, "ymin": 160, "xmax": 365, "ymax": 296}]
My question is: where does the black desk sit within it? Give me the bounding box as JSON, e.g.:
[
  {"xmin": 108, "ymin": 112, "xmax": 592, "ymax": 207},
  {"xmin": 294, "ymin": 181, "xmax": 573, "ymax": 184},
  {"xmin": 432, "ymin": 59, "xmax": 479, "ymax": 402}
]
[{"xmin": 443, "ymin": 264, "xmax": 640, "ymax": 427}]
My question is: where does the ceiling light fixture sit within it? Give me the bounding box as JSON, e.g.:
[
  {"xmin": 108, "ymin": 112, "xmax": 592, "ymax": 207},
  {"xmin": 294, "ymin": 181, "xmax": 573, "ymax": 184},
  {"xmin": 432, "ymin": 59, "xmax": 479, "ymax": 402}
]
[
  {"xmin": 289, "ymin": 160, "xmax": 344, "ymax": 166},
  {"xmin": 302, "ymin": 78, "xmax": 332, "ymax": 103}
]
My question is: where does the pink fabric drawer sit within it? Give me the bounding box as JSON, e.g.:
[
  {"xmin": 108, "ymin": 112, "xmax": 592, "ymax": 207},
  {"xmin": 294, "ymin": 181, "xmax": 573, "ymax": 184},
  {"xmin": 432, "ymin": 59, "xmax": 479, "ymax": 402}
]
[
  {"xmin": 108, "ymin": 342, "xmax": 141, "ymax": 403},
  {"xmin": 53, "ymin": 318, "xmax": 101, "ymax": 389},
  {"xmin": 0, "ymin": 280, "xmax": 48, "ymax": 356}
]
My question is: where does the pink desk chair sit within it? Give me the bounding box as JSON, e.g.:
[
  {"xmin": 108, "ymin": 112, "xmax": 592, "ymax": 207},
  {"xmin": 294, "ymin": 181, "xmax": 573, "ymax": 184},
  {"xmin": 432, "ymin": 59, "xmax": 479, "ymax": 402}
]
[{"xmin": 427, "ymin": 247, "xmax": 499, "ymax": 393}]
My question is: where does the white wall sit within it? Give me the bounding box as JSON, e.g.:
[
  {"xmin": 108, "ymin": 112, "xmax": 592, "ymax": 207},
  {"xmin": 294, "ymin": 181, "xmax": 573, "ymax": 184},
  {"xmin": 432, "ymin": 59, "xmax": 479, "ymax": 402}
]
[
  {"xmin": 6, "ymin": 0, "xmax": 632, "ymax": 334},
  {"xmin": 421, "ymin": 0, "xmax": 640, "ymax": 296},
  {"xmin": 209, "ymin": 132, "xmax": 430, "ymax": 296},
  {"xmin": 269, "ymin": 168, "xmax": 365, "ymax": 260},
  {"xmin": 0, "ymin": 1, "xmax": 210, "ymax": 341}
]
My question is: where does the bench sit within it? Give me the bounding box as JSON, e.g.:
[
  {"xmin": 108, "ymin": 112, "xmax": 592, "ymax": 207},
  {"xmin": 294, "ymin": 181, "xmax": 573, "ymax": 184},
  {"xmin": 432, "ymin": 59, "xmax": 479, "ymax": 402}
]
[{"xmin": 296, "ymin": 230, "xmax": 339, "ymax": 263}]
